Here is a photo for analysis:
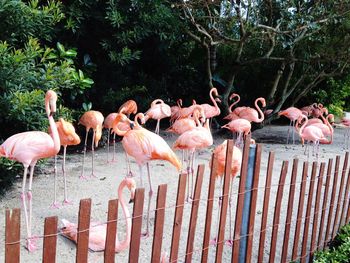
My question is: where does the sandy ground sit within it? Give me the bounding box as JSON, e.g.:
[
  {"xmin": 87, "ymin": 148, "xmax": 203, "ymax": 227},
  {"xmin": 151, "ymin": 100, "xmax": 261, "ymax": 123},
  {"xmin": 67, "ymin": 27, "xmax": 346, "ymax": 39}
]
[{"xmin": 0, "ymin": 124, "xmax": 349, "ymax": 262}]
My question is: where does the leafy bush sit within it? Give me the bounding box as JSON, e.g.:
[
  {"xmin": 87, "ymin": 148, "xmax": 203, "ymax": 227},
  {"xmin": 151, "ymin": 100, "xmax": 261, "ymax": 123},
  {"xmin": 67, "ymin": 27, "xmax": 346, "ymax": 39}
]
[
  {"xmin": 313, "ymin": 224, "xmax": 350, "ymax": 262},
  {"xmin": 0, "ymin": 158, "xmax": 22, "ymax": 197}
]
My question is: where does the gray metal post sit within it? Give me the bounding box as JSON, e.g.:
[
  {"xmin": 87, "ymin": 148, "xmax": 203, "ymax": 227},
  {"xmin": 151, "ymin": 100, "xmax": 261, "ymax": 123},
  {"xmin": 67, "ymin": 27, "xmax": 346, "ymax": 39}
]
[{"xmin": 239, "ymin": 144, "xmax": 256, "ymax": 262}]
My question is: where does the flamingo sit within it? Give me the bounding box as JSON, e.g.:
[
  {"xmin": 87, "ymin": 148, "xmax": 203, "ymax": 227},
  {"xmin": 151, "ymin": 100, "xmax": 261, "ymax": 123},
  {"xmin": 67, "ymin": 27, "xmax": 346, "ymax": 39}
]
[
  {"xmin": 234, "ymin": 97, "xmax": 266, "ymax": 123},
  {"xmin": 221, "ymin": 119, "xmax": 251, "ymax": 147},
  {"xmin": 61, "ymin": 177, "xmax": 136, "ymax": 252},
  {"xmin": 170, "ymin": 99, "xmax": 183, "ymax": 124},
  {"xmin": 210, "ymin": 140, "xmax": 242, "ymax": 246},
  {"xmin": 342, "ymin": 117, "xmax": 350, "ymax": 148},
  {"xmin": 79, "ymin": 110, "xmax": 104, "ymax": 179},
  {"xmin": 113, "ymin": 113, "xmax": 181, "ymax": 237},
  {"xmin": 278, "ymin": 107, "xmax": 303, "ymax": 144},
  {"xmin": 104, "ymin": 113, "xmax": 118, "ymax": 163},
  {"xmin": 144, "ymin": 99, "xmax": 171, "ymax": 134},
  {"xmin": 118, "ymin": 99, "xmax": 138, "ymax": 117},
  {"xmin": 0, "ymin": 90, "xmax": 60, "ymax": 251},
  {"xmin": 308, "ymin": 114, "xmax": 334, "ymax": 144},
  {"xmin": 200, "ymin": 87, "xmax": 221, "ymax": 121},
  {"xmin": 173, "ymin": 118, "xmax": 213, "ymax": 201},
  {"xmin": 298, "ymin": 114, "xmax": 325, "ymax": 158},
  {"xmin": 300, "ymin": 103, "xmax": 317, "ymax": 116},
  {"xmin": 51, "ymin": 118, "xmax": 81, "ymax": 208},
  {"xmin": 223, "ymin": 93, "xmax": 241, "ymax": 121}
]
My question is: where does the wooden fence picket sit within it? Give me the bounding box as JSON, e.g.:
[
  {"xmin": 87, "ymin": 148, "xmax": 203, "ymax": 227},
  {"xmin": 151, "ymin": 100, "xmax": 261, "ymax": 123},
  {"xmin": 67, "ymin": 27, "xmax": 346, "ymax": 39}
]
[
  {"xmin": 76, "ymin": 198, "xmax": 92, "ymax": 263},
  {"xmin": 104, "ymin": 199, "xmax": 118, "ymax": 263},
  {"xmin": 5, "ymin": 208, "xmax": 20, "ymax": 263},
  {"xmin": 42, "ymin": 216, "xmax": 58, "ymax": 263}
]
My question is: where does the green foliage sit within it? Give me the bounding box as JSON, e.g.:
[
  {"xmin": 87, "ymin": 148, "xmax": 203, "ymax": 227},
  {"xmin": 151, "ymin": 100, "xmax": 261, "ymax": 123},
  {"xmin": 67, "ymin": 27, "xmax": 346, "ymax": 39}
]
[
  {"xmin": 314, "ymin": 77, "xmax": 350, "ymax": 118},
  {"xmin": 0, "ymin": 0, "xmax": 64, "ymax": 45},
  {"xmin": 313, "ymin": 224, "xmax": 350, "ymax": 262}
]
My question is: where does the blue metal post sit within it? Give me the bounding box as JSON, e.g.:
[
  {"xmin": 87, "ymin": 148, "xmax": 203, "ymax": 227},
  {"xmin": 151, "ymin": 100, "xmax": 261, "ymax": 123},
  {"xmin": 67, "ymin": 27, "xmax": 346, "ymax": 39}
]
[{"xmin": 239, "ymin": 144, "xmax": 256, "ymax": 262}]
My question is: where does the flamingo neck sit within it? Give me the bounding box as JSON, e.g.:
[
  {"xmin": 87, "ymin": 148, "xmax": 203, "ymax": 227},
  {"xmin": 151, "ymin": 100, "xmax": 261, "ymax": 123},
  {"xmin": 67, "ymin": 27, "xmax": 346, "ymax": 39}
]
[
  {"xmin": 115, "ymin": 180, "xmax": 132, "ymax": 252},
  {"xmin": 46, "ymin": 100, "xmax": 60, "ymax": 154},
  {"xmin": 210, "ymin": 90, "xmax": 220, "ymax": 114},
  {"xmin": 151, "ymin": 99, "xmax": 164, "ymax": 107},
  {"xmin": 177, "ymin": 99, "xmax": 182, "ymax": 108},
  {"xmin": 228, "ymin": 95, "xmax": 240, "ymax": 113},
  {"xmin": 254, "ymin": 98, "xmax": 265, "ymax": 122},
  {"xmin": 113, "ymin": 116, "xmax": 128, "ymax": 136},
  {"xmin": 299, "ymin": 115, "xmax": 308, "ymax": 137}
]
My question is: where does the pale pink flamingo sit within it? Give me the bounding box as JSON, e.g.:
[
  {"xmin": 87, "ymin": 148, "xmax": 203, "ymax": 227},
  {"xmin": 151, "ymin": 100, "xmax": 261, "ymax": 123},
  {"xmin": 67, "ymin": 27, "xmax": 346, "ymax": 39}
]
[
  {"xmin": 0, "ymin": 90, "xmax": 60, "ymax": 251},
  {"xmin": 278, "ymin": 107, "xmax": 303, "ymax": 144},
  {"xmin": 61, "ymin": 177, "xmax": 136, "ymax": 252},
  {"xmin": 210, "ymin": 140, "xmax": 242, "ymax": 246},
  {"xmin": 79, "ymin": 110, "xmax": 104, "ymax": 178},
  {"xmin": 221, "ymin": 118, "xmax": 251, "ymax": 146},
  {"xmin": 104, "ymin": 112, "xmax": 118, "ymax": 163},
  {"xmin": 298, "ymin": 114, "xmax": 325, "ymax": 158},
  {"xmin": 113, "ymin": 113, "xmax": 181, "ymax": 237},
  {"xmin": 234, "ymin": 97, "xmax": 266, "ymax": 123},
  {"xmin": 118, "ymin": 99, "xmax": 138, "ymax": 117},
  {"xmin": 308, "ymin": 114, "xmax": 334, "ymax": 144},
  {"xmin": 144, "ymin": 99, "xmax": 171, "ymax": 134},
  {"xmin": 51, "ymin": 118, "xmax": 81, "ymax": 208},
  {"xmin": 173, "ymin": 118, "xmax": 213, "ymax": 201},
  {"xmin": 200, "ymin": 87, "xmax": 221, "ymax": 121}
]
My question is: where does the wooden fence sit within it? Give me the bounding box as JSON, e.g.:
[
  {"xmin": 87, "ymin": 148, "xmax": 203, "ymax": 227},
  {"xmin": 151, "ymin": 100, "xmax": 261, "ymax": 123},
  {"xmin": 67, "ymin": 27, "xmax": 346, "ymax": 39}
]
[{"xmin": 4, "ymin": 139, "xmax": 350, "ymax": 262}]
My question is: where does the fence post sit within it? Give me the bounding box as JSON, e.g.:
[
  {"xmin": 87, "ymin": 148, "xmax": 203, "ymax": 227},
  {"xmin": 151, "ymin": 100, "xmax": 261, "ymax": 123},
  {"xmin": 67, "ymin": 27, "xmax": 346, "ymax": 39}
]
[
  {"xmin": 5, "ymin": 208, "xmax": 20, "ymax": 263},
  {"xmin": 238, "ymin": 144, "xmax": 257, "ymax": 263}
]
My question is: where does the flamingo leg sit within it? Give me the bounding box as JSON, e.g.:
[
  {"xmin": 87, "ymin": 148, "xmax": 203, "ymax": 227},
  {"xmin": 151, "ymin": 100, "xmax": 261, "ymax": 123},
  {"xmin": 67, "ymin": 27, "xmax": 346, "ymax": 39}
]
[
  {"xmin": 21, "ymin": 166, "xmax": 30, "ymax": 239},
  {"xmin": 138, "ymin": 165, "xmax": 144, "ymax": 187},
  {"xmin": 91, "ymin": 130, "xmax": 97, "ymax": 178},
  {"xmin": 112, "ymin": 133, "xmax": 116, "ymax": 162},
  {"xmin": 142, "ymin": 162, "xmax": 153, "ymax": 238},
  {"xmin": 155, "ymin": 119, "xmax": 160, "ymax": 134},
  {"xmin": 186, "ymin": 150, "xmax": 192, "ymax": 202},
  {"xmin": 62, "ymin": 146, "xmax": 72, "ymax": 205},
  {"xmin": 292, "ymin": 120, "xmax": 295, "ymax": 144},
  {"xmin": 50, "ymin": 155, "xmax": 60, "ymax": 209},
  {"xmin": 80, "ymin": 130, "xmax": 89, "ymax": 179},
  {"xmin": 190, "ymin": 150, "xmax": 196, "ymax": 200},
  {"xmin": 106, "ymin": 129, "xmax": 110, "ymax": 163},
  {"xmin": 26, "ymin": 164, "xmax": 37, "ymax": 252},
  {"xmin": 125, "ymin": 153, "xmax": 133, "ymax": 177},
  {"xmin": 210, "ymin": 177, "xmax": 223, "ymax": 245}
]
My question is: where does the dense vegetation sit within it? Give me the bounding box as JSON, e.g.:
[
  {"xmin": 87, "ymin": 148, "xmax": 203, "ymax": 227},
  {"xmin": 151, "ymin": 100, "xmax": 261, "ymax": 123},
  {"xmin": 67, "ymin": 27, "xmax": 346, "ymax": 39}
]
[
  {"xmin": 1, "ymin": 1, "xmax": 350, "ymax": 192},
  {"xmin": 314, "ymin": 223, "xmax": 350, "ymax": 262}
]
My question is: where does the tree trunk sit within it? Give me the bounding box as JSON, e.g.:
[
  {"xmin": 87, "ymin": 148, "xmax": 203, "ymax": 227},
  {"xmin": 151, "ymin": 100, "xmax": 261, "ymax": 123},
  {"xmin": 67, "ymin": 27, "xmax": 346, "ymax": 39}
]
[{"xmin": 267, "ymin": 62, "xmax": 285, "ymax": 104}]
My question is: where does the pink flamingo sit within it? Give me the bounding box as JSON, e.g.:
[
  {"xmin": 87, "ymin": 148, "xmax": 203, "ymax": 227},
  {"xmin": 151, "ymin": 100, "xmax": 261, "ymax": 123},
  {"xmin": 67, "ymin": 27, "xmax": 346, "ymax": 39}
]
[
  {"xmin": 234, "ymin": 97, "xmax": 266, "ymax": 123},
  {"xmin": 104, "ymin": 112, "xmax": 118, "ymax": 163},
  {"xmin": 298, "ymin": 115, "xmax": 325, "ymax": 158},
  {"xmin": 223, "ymin": 93, "xmax": 241, "ymax": 121},
  {"xmin": 200, "ymin": 87, "xmax": 221, "ymax": 121},
  {"xmin": 0, "ymin": 90, "xmax": 60, "ymax": 251},
  {"xmin": 278, "ymin": 107, "xmax": 304, "ymax": 144},
  {"xmin": 113, "ymin": 113, "xmax": 181, "ymax": 237},
  {"xmin": 79, "ymin": 110, "xmax": 104, "ymax": 178},
  {"xmin": 308, "ymin": 114, "xmax": 334, "ymax": 144},
  {"xmin": 210, "ymin": 140, "xmax": 242, "ymax": 246},
  {"xmin": 170, "ymin": 99, "xmax": 183, "ymax": 124},
  {"xmin": 221, "ymin": 118, "xmax": 251, "ymax": 146},
  {"xmin": 51, "ymin": 118, "xmax": 81, "ymax": 208},
  {"xmin": 173, "ymin": 118, "xmax": 213, "ymax": 201},
  {"xmin": 342, "ymin": 117, "xmax": 350, "ymax": 148},
  {"xmin": 144, "ymin": 99, "xmax": 171, "ymax": 134},
  {"xmin": 300, "ymin": 103, "xmax": 317, "ymax": 116},
  {"xmin": 61, "ymin": 177, "xmax": 136, "ymax": 252},
  {"xmin": 118, "ymin": 100, "xmax": 138, "ymax": 117}
]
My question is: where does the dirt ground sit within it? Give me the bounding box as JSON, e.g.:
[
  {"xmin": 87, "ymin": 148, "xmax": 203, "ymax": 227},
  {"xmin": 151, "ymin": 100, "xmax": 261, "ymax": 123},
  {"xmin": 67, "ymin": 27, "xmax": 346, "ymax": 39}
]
[{"xmin": 0, "ymin": 124, "xmax": 349, "ymax": 262}]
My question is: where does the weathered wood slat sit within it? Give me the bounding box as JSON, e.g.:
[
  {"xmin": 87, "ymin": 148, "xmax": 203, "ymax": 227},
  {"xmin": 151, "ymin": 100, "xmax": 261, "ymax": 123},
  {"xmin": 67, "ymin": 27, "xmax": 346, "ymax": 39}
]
[
  {"xmin": 318, "ymin": 159, "xmax": 333, "ymax": 249},
  {"xmin": 129, "ymin": 188, "xmax": 145, "ymax": 263},
  {"xmin": 185, "ymin": 164, "xmax": 205, "ymax": 263},
  {"xmin": 42, "ymin": 216, "xmax": 58, "ymax": 263},
  {"xmin": 340, "ymin": 162, "xmax": 350, "ymax": 226},
  {"xmin": 310, "ymin": 163, "xmax": 325, "ymax": 256},
  {"xmin": 281, "ymin": 159, "xmax": 299, "ymax": 262},
  {"xmin": 268, "ymin": 161, "xmax": 289, "ymax": 263},
  {"xmin": 5, "ymin": 208, "xmax": 20, "ymax": 263},
  {"xmin": 151, "ymin": 184, "xmax": 168, "ymax": 263},
  {"xmin": 257, "ymin": 152, "xmax": 275, "ymax": 263},
  {"xmin": 291, "ymin": 162, "xmax": 309, "ymax": 261},
  {"xmin": 300, "ymin": 162, "xmax": 318, "ymax": 263},
  {"xmin": 245, "ymin": 144, "xmax": 262, "ymax": 263},
  {"xmin": 201, "ymin": 154, "xmax": 218, "ymax": 263},
  {"xmin": 332, "ymin": 152, "xmax": 349, "ymax": 237},
  {"xmin": 76, "ymin": 199, "xmax": 92, "ymax": 263},
  {"xmin": 231, "ymin": 138, "xmax": 251, "ymax": 263},
  {"xmin": 324, "ymin": 156, "xmax": 340, "ymax": 246},
  {"xmin": 216, "ymin": 139, "xmax": 235, "ymax": 263},
  {"xmin": 104, "ymin": 199, "xmax": 118, "ymax": 263},
  {"xmin": 169, "ymin": 173, "xmax": 187, "ymax": 263}
]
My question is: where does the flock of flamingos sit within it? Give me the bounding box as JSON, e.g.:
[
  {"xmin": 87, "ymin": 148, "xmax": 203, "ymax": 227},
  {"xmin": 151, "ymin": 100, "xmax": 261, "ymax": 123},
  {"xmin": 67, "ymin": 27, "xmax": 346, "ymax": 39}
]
[{"xmin": 0, "ymin": 88, "xmax": 348, "ymax": 255}]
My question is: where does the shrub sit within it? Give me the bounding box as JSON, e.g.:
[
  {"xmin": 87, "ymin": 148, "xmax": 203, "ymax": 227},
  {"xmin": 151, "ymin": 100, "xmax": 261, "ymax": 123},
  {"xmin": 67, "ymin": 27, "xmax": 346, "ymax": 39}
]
[{"xmin": 313, "ymin": 224, "xmax": 350, "ymax": 262}]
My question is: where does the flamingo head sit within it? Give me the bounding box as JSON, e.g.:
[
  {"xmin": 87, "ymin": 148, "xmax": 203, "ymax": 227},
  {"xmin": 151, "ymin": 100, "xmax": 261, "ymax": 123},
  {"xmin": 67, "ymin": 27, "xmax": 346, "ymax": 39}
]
[
  {"xmin": 215, "ymin": 97, "xmax": 222, "ymax": 103},
  {"xmin": 46, "ymin": 90, "xmax": 57, "ymax": 116},
  {"xmin": 328, "ymin": 114, "xmax": 335, "ymax": 124},
  {"xmin": 61, "ymin": 219, "xmax": 78, "ymax": 241},
  {"xmin": 124, "ymin": 178, "xmax": 136, "ymax": 203},
  {"xmin": 59, "ymin": 118, "xmax": 81, "ymax": 145},
  {"xmin": 258, "ymin": 97, "xmax": 266, "ymax": 107},
  {"xmin": 229, "ymin": 93, "xmax": 240, "ymax": 101}
]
